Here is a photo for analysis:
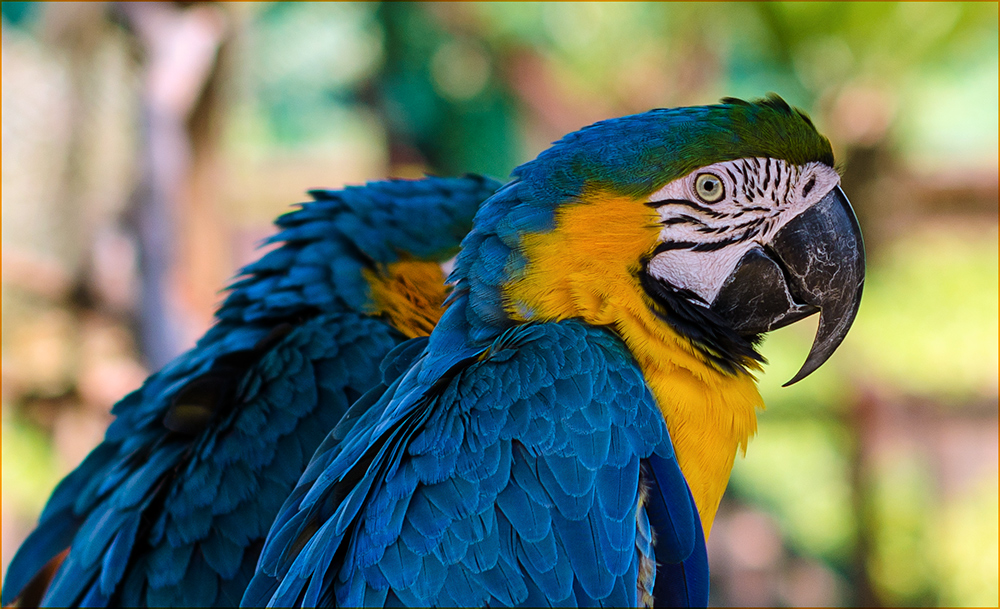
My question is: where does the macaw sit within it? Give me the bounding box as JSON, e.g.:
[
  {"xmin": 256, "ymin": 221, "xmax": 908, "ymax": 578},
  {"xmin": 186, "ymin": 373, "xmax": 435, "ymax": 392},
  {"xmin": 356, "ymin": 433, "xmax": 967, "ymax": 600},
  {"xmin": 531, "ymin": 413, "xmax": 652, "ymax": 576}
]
[
  {"xmin": 1, "ymin": 175, "xmax": 501, "ymax": 607},
  {"xmin": 243, "ymin": 96, "xmax": 865, "ymax": 608}
]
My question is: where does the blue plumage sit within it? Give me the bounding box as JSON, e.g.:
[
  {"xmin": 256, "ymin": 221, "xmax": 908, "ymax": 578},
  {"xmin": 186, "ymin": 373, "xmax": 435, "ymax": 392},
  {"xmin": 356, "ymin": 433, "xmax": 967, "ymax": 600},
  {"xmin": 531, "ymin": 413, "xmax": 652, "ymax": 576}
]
[
  {"xmin": 644, "ymin": 453, "xmax": 698, "ymax": 564},
  {"xmin": 649, "ymin": 490, "xmax": 710, "ymax": 607},
  {"xmin": 241, "ymin": 105, "xmax": 811, "ymax": 608},
  {"xmin": 2, "ymin": 175, "xmax": 500, "ymax": 608},
  {"xmin": 9, "ymin": 98, "xmax": 855, "ymax": 608},
  {"xmin": 245, "ymin": 318, "xmax": 687, "ymax": 608}
]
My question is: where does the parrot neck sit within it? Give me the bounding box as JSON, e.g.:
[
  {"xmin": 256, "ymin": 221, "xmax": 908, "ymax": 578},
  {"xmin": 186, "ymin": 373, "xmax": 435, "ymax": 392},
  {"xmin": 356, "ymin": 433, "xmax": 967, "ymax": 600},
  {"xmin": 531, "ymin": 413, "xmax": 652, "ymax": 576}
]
[
  {"xmin": 502, "ymin": 188, "xmax": 763, "ymax": 534},
  {"xmin": 363, "ymin": 260, "xmax": 451, "ymax": 339}
]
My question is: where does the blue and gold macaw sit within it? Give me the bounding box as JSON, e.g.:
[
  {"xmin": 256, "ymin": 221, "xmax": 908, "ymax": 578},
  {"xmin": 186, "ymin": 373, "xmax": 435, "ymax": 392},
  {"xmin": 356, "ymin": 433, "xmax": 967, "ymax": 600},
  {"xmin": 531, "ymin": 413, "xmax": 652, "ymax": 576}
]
[
  {"xmin": 1, "ymin": 175, "xmax": 501, "ymax": 607},
  {"xmin": 243, "ymin": 96, "xmax": 865, "ymax": 608}
]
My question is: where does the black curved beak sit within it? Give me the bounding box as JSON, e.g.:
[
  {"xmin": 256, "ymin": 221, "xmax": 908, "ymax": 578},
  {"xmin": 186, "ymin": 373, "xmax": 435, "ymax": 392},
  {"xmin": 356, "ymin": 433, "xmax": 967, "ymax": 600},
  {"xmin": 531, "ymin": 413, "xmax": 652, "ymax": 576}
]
[{"xmin": 710, "ymin": 186, "xmax": 865, "ymax": 385}]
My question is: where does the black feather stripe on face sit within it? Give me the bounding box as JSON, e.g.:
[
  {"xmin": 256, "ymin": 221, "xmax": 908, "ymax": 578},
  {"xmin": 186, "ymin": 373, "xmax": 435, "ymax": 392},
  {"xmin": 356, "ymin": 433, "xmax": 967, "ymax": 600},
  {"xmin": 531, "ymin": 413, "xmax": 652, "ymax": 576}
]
[
  {"xmin": 648, "ymin": 197, "xmax": 730, "ymax": 218},
  {"xmin": 636, "ymin": 265, "xmax": 764, "ymax": 374}
]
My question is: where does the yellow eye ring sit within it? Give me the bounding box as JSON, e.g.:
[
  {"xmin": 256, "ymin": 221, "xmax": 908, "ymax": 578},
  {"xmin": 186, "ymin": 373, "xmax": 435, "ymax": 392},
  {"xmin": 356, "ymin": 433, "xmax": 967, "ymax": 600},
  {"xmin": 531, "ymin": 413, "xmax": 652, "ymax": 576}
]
[{"xmin": 695, "ymin": 173, "xmax": 725, "ymax": 203}]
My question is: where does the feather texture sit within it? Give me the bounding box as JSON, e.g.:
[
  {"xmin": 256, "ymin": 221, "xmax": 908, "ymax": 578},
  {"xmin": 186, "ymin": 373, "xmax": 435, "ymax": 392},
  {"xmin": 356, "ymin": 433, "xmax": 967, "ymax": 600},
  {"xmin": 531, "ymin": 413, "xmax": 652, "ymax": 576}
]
[
  {"xmin": 251, "ymin": 98, "xmax": 844, "ymax": 608},
  {"xmin": 1, "ymin": 175, "xmax": 500, "ymax": 608},
  {"xmin": 245, "ymin": 321, "xmax": 683, "ymax": 608},
  {"xmin": 9, "ymin": 97, "xmax": 848, "ymax": 608}
]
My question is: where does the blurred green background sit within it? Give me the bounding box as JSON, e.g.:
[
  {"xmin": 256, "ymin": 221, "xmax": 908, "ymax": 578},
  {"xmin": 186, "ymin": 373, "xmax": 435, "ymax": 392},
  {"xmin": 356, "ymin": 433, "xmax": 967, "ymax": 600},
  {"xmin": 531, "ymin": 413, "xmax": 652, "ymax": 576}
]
[{"xmin": 2, "ymin": 2, "xmax": 996, "ymax": 606}]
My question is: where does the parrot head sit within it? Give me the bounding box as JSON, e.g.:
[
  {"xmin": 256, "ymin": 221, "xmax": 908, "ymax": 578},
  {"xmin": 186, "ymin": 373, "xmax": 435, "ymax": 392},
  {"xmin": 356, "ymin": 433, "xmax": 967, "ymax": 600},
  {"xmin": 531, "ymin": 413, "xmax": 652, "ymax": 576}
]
[
  {"xmin": 641, "ymin": 147, "xmax": 864, "ymax": 386},
  {"xmin": 506, "ymin": 95, "xmax": 865, "ymax": 385},
  {"xmin": 448, "ymin": 95, "xmax": 866, "ymax": 531}
]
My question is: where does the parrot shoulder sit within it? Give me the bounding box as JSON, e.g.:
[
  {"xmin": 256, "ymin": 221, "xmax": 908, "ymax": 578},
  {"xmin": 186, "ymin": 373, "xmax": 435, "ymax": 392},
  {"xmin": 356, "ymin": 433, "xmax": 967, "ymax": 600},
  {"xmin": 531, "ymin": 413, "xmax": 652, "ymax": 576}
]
[{"xmin": 247, "ymin": 320, "xmax": 701, "ymax": 607}]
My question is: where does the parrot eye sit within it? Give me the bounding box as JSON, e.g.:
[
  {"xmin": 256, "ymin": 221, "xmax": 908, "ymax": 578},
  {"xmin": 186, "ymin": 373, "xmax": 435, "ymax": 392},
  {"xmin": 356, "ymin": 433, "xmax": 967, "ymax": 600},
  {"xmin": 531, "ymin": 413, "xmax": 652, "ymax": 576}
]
[{"xmin": 694, "ymin": 173, "xmax": 725, "ymax": 203}]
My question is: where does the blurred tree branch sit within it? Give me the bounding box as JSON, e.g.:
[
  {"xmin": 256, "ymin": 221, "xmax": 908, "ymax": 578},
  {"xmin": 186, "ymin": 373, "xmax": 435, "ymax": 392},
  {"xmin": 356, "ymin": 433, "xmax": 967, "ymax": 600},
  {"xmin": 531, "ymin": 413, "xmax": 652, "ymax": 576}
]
[{"xmin": 116, "ymin": 1, "xmax": 228, "ymax": 368}]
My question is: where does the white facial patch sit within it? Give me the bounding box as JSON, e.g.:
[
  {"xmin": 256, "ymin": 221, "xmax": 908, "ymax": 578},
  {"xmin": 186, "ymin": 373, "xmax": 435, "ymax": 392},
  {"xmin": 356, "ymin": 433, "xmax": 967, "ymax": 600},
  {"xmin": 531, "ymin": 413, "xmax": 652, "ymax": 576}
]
[{"xmin": 645, "ymin": 158, "xmax": 840, "ymax": 304}]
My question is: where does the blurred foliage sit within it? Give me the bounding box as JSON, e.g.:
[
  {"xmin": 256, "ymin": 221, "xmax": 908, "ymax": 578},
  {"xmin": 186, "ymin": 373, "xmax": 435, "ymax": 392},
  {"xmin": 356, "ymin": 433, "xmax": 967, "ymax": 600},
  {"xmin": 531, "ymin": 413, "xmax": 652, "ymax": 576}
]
[
  {"xmin": 852, "ymin": 227, "xmax": 998, "ymax": 399},
  {"xmin": 375, "ymin": 3, "xmax": 521, "ymax": 177},
  {"xmin": 870, "ymin": 451, "xmax": 939, "ymax": 606},
  {"xmin": 934, "ymin": 475, "xmax": 1000, "ymax": 607},
  {"xmin": 248, "ymin": 3, "xmax": 383, "ymax": 147},
  {"xmin": 729, "ymin": 416, "xmax": 857, "ymax": 581},
  {"xmin": 0, "ymin": 1, "xmax": 38, "ymax": 29},
  {"xmin": 2, "ymin": 2, "xmax": 997, "ymax": 607},
  {"xmin": 227, "ymin": 2, "xmax": 522, "ymax": 178},
  {"xmin": 223, "ymin": 2, "xmax": 388, "ymax": 183},
  {"xmin": 1, "ymin": 416, "xmax": 61, "ymax": 517}
]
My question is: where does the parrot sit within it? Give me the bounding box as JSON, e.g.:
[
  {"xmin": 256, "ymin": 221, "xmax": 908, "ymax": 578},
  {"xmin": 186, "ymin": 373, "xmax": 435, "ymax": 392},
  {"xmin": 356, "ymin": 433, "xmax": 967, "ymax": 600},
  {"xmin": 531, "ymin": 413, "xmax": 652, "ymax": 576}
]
[
  {"xmin": 1, "ymin": 174, "xmax": 502, "ymax": 607},
  {"xmin": 241, "ymin": 96, "xmax": 865, "ymax": 608}
]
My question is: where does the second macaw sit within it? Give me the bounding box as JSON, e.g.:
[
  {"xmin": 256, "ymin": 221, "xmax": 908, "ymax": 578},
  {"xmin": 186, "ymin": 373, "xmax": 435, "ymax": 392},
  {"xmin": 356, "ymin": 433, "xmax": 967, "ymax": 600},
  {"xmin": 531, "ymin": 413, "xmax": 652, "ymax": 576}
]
[
  {"xmin": 244, "ymin": 96, "xmax": 865, "ymax": 608},
  {"xmin": 1, "ymin": 175, "xmax": 501, "ymax": 607}
]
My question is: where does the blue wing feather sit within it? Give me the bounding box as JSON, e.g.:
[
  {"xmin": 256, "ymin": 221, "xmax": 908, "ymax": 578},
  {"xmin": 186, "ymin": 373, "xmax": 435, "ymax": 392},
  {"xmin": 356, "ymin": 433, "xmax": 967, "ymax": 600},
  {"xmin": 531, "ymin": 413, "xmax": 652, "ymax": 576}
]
[
  {"xmin": 244, "ymin": 321, "xmax": 677, "ymax": 608},
  {"xmin": 644, "ymin": 452, "xmax": 698, "ymax": 564},
  {"xmin": 0, "ymin": 506, "xmax": 80, "ymax": 606},
  {"xmin": 650, "ymin": 489, "xmax": 709, "ymax": 608}
]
